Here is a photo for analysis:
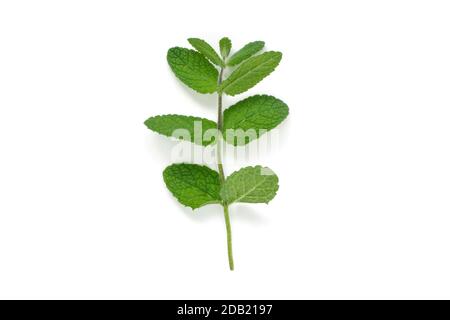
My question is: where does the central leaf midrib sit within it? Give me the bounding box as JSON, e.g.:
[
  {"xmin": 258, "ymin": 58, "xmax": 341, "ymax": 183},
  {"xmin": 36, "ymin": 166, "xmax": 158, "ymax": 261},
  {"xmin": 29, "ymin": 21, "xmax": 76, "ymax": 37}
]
[{"xmin": 232, "ymin": 175, "xmax": 271, "ymax": 203}]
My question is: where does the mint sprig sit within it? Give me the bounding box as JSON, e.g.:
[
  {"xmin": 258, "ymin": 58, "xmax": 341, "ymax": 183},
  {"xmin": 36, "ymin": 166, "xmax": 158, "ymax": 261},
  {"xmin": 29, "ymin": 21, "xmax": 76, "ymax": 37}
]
[{"xmin": 145, "ymin": 38, "xmax": 288, "ymax": 270}]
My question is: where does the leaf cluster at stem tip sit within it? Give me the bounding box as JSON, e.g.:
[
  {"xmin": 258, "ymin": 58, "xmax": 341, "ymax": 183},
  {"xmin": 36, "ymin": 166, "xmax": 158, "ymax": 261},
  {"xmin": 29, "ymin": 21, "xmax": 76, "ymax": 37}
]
[{"xmin": 144, "ymin": 37, "xmax": 288, "ymax": 270}]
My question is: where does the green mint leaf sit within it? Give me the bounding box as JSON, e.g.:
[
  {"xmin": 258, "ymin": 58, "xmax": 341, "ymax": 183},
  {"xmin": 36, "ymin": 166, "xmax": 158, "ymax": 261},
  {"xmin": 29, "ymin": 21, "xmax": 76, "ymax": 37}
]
[
  {"xmin": 219, "ymin": 37, "xmax": 232, "ymax": 59},
  {"xmin": 223, "ymin": 95, "xmax": 289, "ymax": 145},
  {"xmin": 144, "ymin": 114, "xmax": 217, "ymax": 146},
  {"xmin": 226, "ymin": 41, "xmax": 264, "ymax": 66},
  {"xmin": 221, "ymin": 166, "xmax": 279, "ymax": 204},
  {"xmin": 219, "ymin": 51, "xmax": 282, "ymax": 96},
  {"xmin": 188, "ymin": 38, "xmax": 224, "ymax": 67},
  {"xmin": 167, "ymin": 47, "xmax": 218, "ymax": 94},
  {"xmin": 163, "ymin": 164, "xmax": 221, "ymax": 209}
]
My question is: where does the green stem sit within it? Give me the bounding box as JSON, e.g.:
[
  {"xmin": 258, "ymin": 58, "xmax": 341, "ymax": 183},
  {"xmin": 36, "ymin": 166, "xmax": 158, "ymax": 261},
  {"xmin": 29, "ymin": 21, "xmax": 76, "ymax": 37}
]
[
  {"xmin": 217, "ymin": 66, "xmax": 234, "ymax": 271},
  {"xmin": 223, "ymin": 204, "xmax": 234, "ymax": 270}
]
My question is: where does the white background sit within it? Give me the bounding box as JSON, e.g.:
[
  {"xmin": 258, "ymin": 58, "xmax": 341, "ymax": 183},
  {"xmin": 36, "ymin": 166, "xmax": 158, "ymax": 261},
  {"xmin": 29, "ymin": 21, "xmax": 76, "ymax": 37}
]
[{"xmin": 1, "ymin": 0, "xmax": 450, "ymax": 299}]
